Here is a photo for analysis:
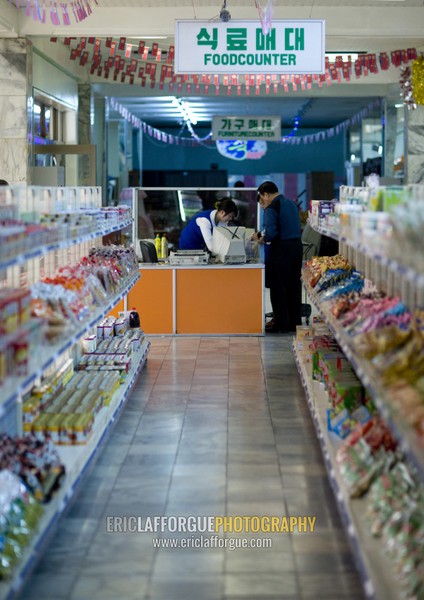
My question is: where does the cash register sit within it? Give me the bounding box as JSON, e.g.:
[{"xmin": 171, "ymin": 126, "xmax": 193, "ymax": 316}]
[{"xmin": 211, "ymin": 226, "xmax": 246, "ymax": 264}]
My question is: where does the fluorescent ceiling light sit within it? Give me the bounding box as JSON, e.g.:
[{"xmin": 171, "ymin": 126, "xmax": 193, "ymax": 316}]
[{"xmin": 171, "ymin": 97, "xmax": 198, "ymax": 125}]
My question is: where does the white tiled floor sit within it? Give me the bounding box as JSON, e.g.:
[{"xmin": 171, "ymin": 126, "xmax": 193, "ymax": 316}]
[{"xmin": 18, "ymin": 336, "xmax": 365, "ymax": 600}]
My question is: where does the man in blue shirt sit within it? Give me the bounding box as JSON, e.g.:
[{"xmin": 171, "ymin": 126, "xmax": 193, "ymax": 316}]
[{"xmin": 252, "ymin": 181, "xmax": 303, "ymax": 333}]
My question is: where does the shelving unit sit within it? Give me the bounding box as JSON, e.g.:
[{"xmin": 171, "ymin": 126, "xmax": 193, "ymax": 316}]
[
  {"xmin": 0, "ymin": 186, "xmax": 149, "ymax": 598},
  {"xmin": 311, "ymin": 222, "xmax": 424, "ymax": 308},
  {"xmin": 302, "ymin": 276, "xmax": 424, "ymax": 480},
  {"xmin": 295, "ymin": 209, "xmax": 424, "ymax": 600},
  {"xmin": 293, "ymin": 344, "xmax": 403, "ymax": 600},
  {"xmin": 0, "ymin": 216, "xmax": 133, "ymax": 272},
  {"xmin": 0, "ymin": 337, "xmax": 150, "ymax": 600},
  {"xmin": 1, "ymin": 271, "xmax": 140, "ymax": 418}
]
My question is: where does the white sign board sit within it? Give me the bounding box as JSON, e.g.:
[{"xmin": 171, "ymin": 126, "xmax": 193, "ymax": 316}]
[
  {"xmin": 212, "ymin": 116, "xmax": 281, "ymax": 141},
  {"xmin": 175, "ymin": 20, "xmax": 325, "ymax": 75}
]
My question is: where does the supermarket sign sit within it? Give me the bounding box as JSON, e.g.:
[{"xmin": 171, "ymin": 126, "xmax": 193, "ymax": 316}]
[
  {"xmin": 174, "ymin": 20, "xmax": 325, "ymax": 75},
  {"xmin": 212, "ymin": 116, "xmax": 281, "ymax": 141}
]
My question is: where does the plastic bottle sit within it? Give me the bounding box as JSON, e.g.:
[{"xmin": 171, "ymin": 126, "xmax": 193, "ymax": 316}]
[
  {"xmin": 161, "ymin": 233, "xmax": 168, "ymax": 259},
  {"xmin": 129, "ymin": 307, "xmax": 140, "ymax": 329},
  {"xmin": 154, "ymin": 233, "xmax": 161, "ymax": 259}
]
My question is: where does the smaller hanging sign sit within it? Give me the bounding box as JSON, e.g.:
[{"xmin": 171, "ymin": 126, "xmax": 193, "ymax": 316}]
[{"xmin": 212, "ymin": 115, "xmax": 281, "ymax": 141}]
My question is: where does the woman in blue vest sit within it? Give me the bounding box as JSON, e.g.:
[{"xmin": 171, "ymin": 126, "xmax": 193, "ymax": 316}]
[{"xmin": 179, "ymin": 198, "xmax": 238, "ymax": 251}]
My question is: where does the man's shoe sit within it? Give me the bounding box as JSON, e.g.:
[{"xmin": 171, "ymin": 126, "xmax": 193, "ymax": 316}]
[{"xmin": 265, "ymin": 319, "xmax": 276, "ymax": 331}]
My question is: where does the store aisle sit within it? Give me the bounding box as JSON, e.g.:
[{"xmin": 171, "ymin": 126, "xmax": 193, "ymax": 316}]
[{"xmin": 19, "ymin": 336, "xmax": 365, "ymax": 600}]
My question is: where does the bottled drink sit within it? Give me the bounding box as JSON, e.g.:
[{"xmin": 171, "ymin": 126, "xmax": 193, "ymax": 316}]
[
  {"xmin": 129, "ymin": 307, "xmax": 140, "ymax": 328},
  {"xmin": 154, "ymin": 233, "xmax": 161, "ymax": 259},
  {"xmin": 161, "ymin": 233, "xmax": 168, "ymax": 259}
]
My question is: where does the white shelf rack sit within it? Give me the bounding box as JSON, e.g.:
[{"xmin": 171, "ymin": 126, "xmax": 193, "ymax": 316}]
[
  {"xmin": 0, "ymin": 188, "xmax": 147, "ymax": 598},
  {"xmin": 0, "ymin": 271, "xmax": 141, "ymax": 415},
  {"xmin": 0, "ymin": 217, "xmax": 133, "ymax": 272},
  {"xmin": 293, "ymin": 343, "xmax": 404, "ymax": 600},
  {"xmin": 0, "ymin": 337, "xmax": 150, "ymax": 600},
  {"xmin": 302, "ymin": 276, "xmax": 424, "ymax": 481},
  {"xmin": 311, "ymin": 221, "xmax": 424, "ymax": 291}
]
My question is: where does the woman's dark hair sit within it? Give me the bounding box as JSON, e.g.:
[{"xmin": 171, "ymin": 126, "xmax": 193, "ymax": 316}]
[
  {"xmin": 257, "ymin": 180, "xmax": 279, "ymax": 201},
  {"xmin": 0, "ymin": 179, "xmax": 9, "ymax": 186},
  {"xmin": 215, "ymin": 197, "xmax": 238, "ymax": 218}
]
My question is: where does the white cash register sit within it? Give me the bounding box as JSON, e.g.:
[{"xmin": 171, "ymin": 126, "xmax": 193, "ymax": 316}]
[{"xmin": 212, "ymin": 226, "xmax": 246, "ymax": 264}]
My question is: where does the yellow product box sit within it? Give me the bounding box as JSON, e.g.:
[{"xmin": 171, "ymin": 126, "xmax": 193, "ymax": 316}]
[
  {"xmin": 68, "ymin": 372, "xmax": 86, "ymax": 388},
  {"xmin": 32, "ymin": 413, "xmax": 50, "ymax": 440},
  {"xmin": 75, "ymin": 389, "xmax": 100, "ymax": 411},
  {"xmin": 23, "ymin": 420, "xmax": 33, "ymax": 434},
  {"xmin": 73, "ymin": 412, "xmax": 94, "ymax": 445},
  {"xmin": 61, "ymin": 389, "xmax": 86, "ymax": 413},
  {"xmin": 45, "ymin": 413, "xmax": 64, "ymax": 444},
  {"xmin": 59, "ymin": 414, "xmax": 79, "ymax": 445},
  {"xmin": 97, "ymin": 373, "xmax": 120, "ymax": 406},
  {"xmin": 22, "ymin": 396, "xmax": 41, "ymax": 424},
  {"xmin": 106, "ymin": 381, "xmax": 120, "ymax": 405},
  {"xmin": 47, "ymin": 388, "xmax": 76, "ymax": 412}
]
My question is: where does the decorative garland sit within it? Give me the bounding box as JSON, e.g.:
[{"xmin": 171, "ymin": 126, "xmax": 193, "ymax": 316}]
[
  {"xmin": 411, "ymin": 56, "xmax": 424, "ymax": 106},
  {"xmin": 108, "ymin": 97, "xmax": 382, "ymax": 147},
  {"xmin": 51, "ymin": 37, "xmax": 418, "ymax": 94},
  {"xmin": 8, "ymin": 0, "xmax": 98, "ymax": 25}
]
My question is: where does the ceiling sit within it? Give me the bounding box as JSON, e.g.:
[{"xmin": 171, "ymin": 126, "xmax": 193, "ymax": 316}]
[{"xmin": 2, "ymin": 0, "xmax": 424, "ymax": 130}]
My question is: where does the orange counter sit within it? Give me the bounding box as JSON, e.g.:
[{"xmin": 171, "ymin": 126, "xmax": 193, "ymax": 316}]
[{"xmin": 128, "ymin": 264, "xmax": 264, "ymax": 335}]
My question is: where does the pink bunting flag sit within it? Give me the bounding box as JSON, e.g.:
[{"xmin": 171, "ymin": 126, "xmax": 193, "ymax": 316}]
[
  {"xmin": 254, "ymin": 0, "xmax": 274, "ymax": 35},
  {"xmin": 61, "ymin": 3, "xmax": 71, "ymax": 25}
]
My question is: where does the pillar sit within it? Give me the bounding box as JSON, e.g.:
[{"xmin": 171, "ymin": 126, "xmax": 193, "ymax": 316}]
[
  {"xmin": 405, "ymin": 105, "xmax": 424, "ymax": 184},
  {"xmin": 0, "ymin": 38, "xmax": 32, "ymax": 184},
  {"xmin": 77, "ymin": 82, "xmax": 92, "ymax": 186},
  {"xmin": 384, "ymin": 103, "xmax": 397, "ymax": 178}
]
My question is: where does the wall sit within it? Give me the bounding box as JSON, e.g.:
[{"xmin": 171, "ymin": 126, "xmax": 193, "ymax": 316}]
[
  {"xmin": 32, "ymin": 49, "xmax": 78, "ymax": 110},
  {"xmin": 141, "ymin": 127, "xmax": 347, "ymax": 180}
]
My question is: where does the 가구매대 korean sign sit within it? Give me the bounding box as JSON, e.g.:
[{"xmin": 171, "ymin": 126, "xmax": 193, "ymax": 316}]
[
  {"xmin": 174, "ymin": 20, "xmax": 325, "ymax": 75},
  {"xmin": 212, "ymin": 116, "xmax": 281, "ymax": 141}
]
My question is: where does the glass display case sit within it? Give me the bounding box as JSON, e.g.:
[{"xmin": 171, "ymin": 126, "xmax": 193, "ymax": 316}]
[{"xmin": 118, "ymin": 187, "xmax": 258, "ymax": 251}]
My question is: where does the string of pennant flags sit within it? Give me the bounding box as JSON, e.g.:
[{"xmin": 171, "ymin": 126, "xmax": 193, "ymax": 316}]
[
  {"xmin": 108, "ymin": 97, "xmax": 382, "ymax": 147},
  {"xmin": 8, "ymin": 0, "xmax": 98, "ymax": 24},
  {"xmin": 46, "ymin": 35, "xmax": 415, "ymax": 146},
  {"xmin": 50, "ymin": 37, "xmax": 418, "ymax": 94}
]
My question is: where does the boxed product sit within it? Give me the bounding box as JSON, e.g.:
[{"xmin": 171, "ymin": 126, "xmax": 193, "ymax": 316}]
[{"xmin": 295, "ymin": 325, "xmax": 313, "ymax": 351}]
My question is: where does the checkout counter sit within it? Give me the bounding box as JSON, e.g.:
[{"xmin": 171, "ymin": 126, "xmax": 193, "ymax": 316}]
[
  {"xmin": 130, "ymin": 227, "xmax": 264, "ymax": 335},
  {"xmin": 115, "ymin": 187, "xmax": 264, "ymax": 335},
  {"xmin": 127, "ymin": 262, "xmax": 264, "ymax": 335}
]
